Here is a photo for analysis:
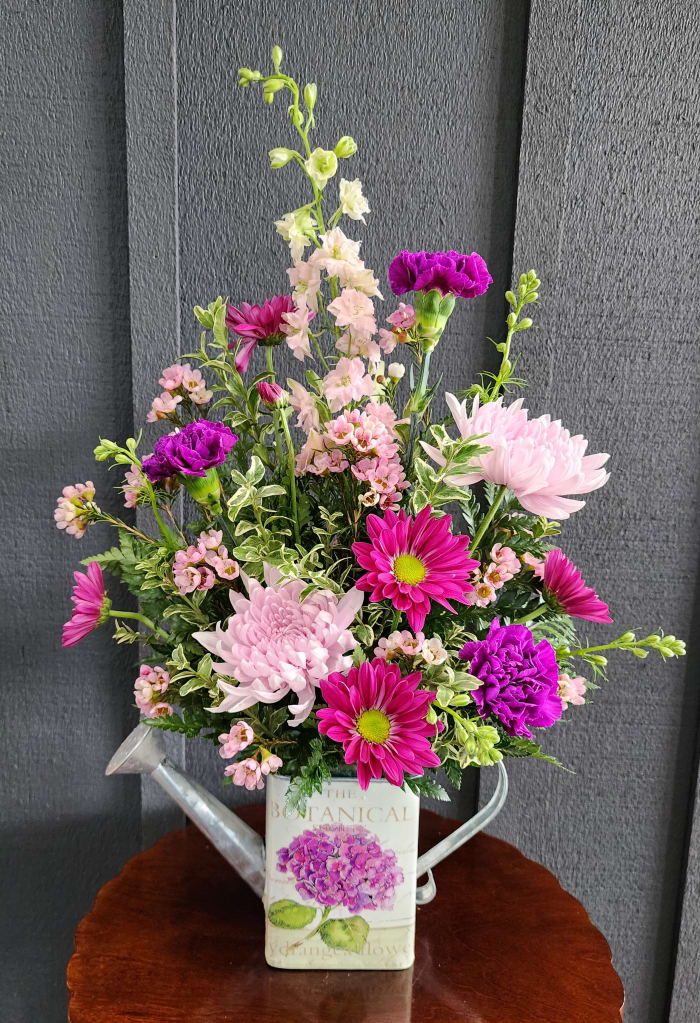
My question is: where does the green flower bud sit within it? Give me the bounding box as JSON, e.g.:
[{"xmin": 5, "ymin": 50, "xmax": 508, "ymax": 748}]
[
  {"xmin": 263, "ymin": 79, "xmax": 285, "ymax": 103},
  {"xmin": 182, "ymin": 467, "xmax": 223, "ymax": 515},
  {"xmin": 289, "ymin": 106, "xmax": 304, "ymax": 128},
  {"xmin": 271, "ymin": 45, "xmax": 282, "ymax": 71},
  {"xmin": 505, "ymin": 290, "xmax": 517, "ymax": 306},
  {"xmin": 304, "ymin": 82, "xmax": 317, "ymax": 111},
  {"xmin": 268, "ymin": 147, "xmax": 296, "ymax": 169},
  {"xmin": 304, "ymin": 147, "xmax": 338, "ymax": 189},
  {"xmin": 237, "ymin": 67, "xmax": 262, "ymax": 87},
  {"xmin": 94, "ymin": 438, "xmax": 120, "ymax": 461},
  {"xmin": 587, "ymin": 654, "xmax": 608, "ymax": 667},
  {"xmin": 334, "ymin": 135, "xmax": 357, "ymax": 158},
  {"xmin": 619, "ymin": 631, "xmax": 636, "ymax": 644},
  {"xmin": 507, "ymin": 312, "xmax": 517, "ymax": 328},
  {"xmin": 194, "ymin": 305, "xmax": 214, "ymax": 329},
  {"xmin": 518, "ymin": 317, "xmax": 533, "ymax": 330}
]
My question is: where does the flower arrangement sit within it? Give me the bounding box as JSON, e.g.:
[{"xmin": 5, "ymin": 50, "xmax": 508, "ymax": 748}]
[{"xmin": 56, "ymin": 46, "xmax": 685, "ymax": 812}]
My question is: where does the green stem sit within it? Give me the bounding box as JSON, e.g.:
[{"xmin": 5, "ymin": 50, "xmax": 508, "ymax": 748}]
[
  {"xmin": 281, "ymin": 410, "xmax": 301, "ymax": 545},
  {"xmin": 569, "ymin": 642, "xmax": 624, "ymax": 657},
  {"xmin": 290, "ymin": 905, "xmax": 332, "ymax": 949},
  {"xmin": 514, "ymin": 602, "xmax": 549, "ymax": 626},
  {"xmin": 147, "ymin": 485, "xmax": 178, "ymax": 548},
  {"xmin": 470, "ymin": 485, "xmax": 507, "ymax": 555},
  {"xmin": 266, "ymin": 347, "xmax": 284, "ymax": 466},
  {"xmin": 109, "ymin": 610, "xmax": 168, "ymax": 639},
  {"xmin": 406, "ymin": 349, "xmax": 432, "ymax": 467}
]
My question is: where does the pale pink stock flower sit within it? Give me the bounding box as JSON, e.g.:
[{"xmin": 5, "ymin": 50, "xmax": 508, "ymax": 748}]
[
  {"xmin": 424, "ymin": 394, "xmax": 610, "ymax": 520},
  {"xmin": 309, "ymin": 227, "xmax": 362, "ymax": 276},
  {"xmin": 134, "ymin": 665, "xmax": 172, "ymax": 719},
  {"xmin": 288, "ymin": 379, "xmax": 320, "ymax": 433},
  {"xmin": 281, "ymin": 306, "xmax": 313, "ymax": 361},
  {"xmin": 147, "ymin": 391, "xmax": 182, "ymax": 422},
  {"xmin": 287, "ymin": 259, "xmax": 322, "ymax": 312},
  {"xmin": 218, "ymin": 721, "xmax": 254, "ymax": 758},
  {"xmin": 260, "ymin": 753, "xmax": 284, "ymax": 776},
  {"xmin": 322, "ymin": 357, "xmax": 375, "ymax": 411},
  {"xmin": 225, "ymin": 758, "xmax": 264, "ymax": 790},
  {"xmin": 54, "ymin": 481, "xmax": 96, "ymax": 539},
  {"xmin": 387, "ymin": 303, "xmax": 416, "ymax": 330},
  {"xmin": 327, "ymin": 288, "xmax": 377, "ymax": 338},
  {"xmin": 194, "ymin": 565, "xmax": 364, "ymax": 726},
  {"xmin": 558, "ymin": 672, "xmax": 587, "ymax": 709}
]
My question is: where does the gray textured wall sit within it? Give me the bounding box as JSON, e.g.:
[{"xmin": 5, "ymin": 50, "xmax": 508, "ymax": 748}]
[
  {"xmin": 0, "ymin": 3, "xmax": 141, "ymax": 1021},
  {"xmin": 2, "ymin": 1, "xmax": 699, "ymax": 1021}
]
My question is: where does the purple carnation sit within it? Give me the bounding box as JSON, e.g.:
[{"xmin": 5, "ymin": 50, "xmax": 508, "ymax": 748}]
[
  {"xmin": 459, "ymin": 618, "xmax": 562, "ymax": 739},
  {"xmin": 388, "ymin": 249, "xmax": 492, "ymax": 298},
  {"xmin": 277, "ymin": 823, "xmax": 404, "ymax": 913},
  {"xmin": 142, "ymin": 420, "xmax": 237, "ymax": 482}
]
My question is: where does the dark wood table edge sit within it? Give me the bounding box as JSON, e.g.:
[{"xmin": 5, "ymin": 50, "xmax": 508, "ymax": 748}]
[{"xmin": 67, "ymin": 804, "xmax": 624, "ymax": 1021}]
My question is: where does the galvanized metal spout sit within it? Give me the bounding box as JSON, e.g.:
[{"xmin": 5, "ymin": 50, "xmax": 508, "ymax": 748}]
[{"xmin": 107, "ymin": 724, "xmax": 266, "ymax": 898}]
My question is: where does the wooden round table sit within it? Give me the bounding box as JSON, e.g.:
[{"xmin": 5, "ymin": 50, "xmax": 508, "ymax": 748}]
[{"xmin": 67, "ymin": 805, "xmax": 624, "ymax": 1022}]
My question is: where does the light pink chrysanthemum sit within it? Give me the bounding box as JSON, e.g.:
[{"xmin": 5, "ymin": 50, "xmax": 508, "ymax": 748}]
[
  {"xmin": 542, "ymin": 548, "xmax": 612, "ymax": 623},
  {"xmin": 54, "ymin": 481, "xmax": 96, "ymax": 539},
  {"xmin": 62, "ymin": 562, "xmax": 110, "ymax": 647},
  {"xmin": 134, "ymin": 665, "xmax": 172, "ymax": 719},
  {"xmin": 194, "ymin": 565, "xmax": 364, "ymax": 726},
  {"xmin": 423, "ymin": 393, "xmax": 610, "ymax": 519},
  {"xmin": 218, "ymin": 721, "xmax": 254, "ymax": 758},
  {"xmin": 352, "ymin": 506, "xmax": 479, "ymax": 632},
  {"xmin": 318, "ymin": 658, "xmax": 440, "ymax": 789}
]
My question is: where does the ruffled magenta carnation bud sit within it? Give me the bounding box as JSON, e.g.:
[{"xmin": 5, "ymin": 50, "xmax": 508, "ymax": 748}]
[
  {"xmin": 388, "ymin": 249, "xmax": 492, "ymax": 299},
  {"xmin": 459, "ymin": 618, "xmax": 561, "ymax": 739},
  {"xmin": 257, "ymin": 380, "xmax": 286, "ymax": 408},
  {"xmin": 142, "ymin": 420, "xmax": 237, "ymax": 482}
]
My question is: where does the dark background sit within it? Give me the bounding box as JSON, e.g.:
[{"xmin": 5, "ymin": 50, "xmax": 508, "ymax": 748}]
[{"xmin": 1, "ymin": 2, "xmax": 699, "ymax": 1021}]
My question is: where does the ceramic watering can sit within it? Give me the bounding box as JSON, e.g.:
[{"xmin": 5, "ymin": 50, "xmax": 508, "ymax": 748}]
[{"xmin": 108, "ymin": 724, "xmax": 507, "ymax": 969}]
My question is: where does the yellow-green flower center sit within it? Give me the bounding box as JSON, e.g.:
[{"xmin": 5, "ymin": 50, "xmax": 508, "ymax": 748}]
[
  {"xmin": 356, "ymin": 709, "xmax": 391, "ymax": 744},
  {"xmin": 393, "ymin": 553, "xmax": 426, "ymax": 585}
]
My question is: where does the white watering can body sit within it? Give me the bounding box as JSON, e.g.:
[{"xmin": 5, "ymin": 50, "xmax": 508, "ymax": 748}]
[{"xmin": 107, "ymin": 723, "xmax": 508, "ymax": 909}]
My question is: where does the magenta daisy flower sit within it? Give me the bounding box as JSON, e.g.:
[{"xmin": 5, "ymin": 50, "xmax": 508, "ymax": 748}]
[
  {"xmin": 352, "ymin": 505, "xmax": 479, "ymax": 632},
  {"xmin": 542, "ymin": 549, "xmax": 612, "ymax": 623},
  {"xmin": 318, "ymin": 658, "xmax": 440, "ymax": 790},
  {"xmin": 62, "ymin": 562, "xmax": 111, "ymax": 647},
  {"xmin": 225, "ymin": 296, "xmax": 295, "ymax": 373}
]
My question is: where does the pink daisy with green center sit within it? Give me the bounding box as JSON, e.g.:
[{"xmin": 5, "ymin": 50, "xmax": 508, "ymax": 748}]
[
  {"xmin": 351, "ymin": 505, "xmax": 478, "ymax": 632},
  {"xmin": 318, "ymin": 658, "xmax": 440, "ymax": 789}
]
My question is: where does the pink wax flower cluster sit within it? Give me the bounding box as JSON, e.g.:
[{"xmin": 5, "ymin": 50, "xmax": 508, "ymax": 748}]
[
  {"xmin": 277, "ymin": 823, "xmax": 404, "ymax": 912},
  {"xmin": 467, "ymin": 543, "xmax": 521, "ymax": 608},
  {"xmin": 173, "ymin": 529, "xmax": 240, "ymax": 595},
  {"xmin": 122, "ymin": 464, "xmax": 146, "ymax": 509},
  {"xmin": 429, "ymin": 393, "xmax": 610, "ymax": 520},
  {"xmin": 194, "ymin": 565, "xmax": 364, "ymax": 726},
  {"xmin": 225, "ymin": 758, "xmax": 264, "ymax": 790},
  {"xmin": 218, "ymin": 721, "xmax": 254, "ymax": 757},
  {"xmin": 352, "ymin": 505, "xmax": 479, "ymax": 631},
  {"xmin": 374, "ymin": 630, "xmax": 448, "ymax": 666},
  {"xmin": 147, "ymin": 363, "xmax": 213, "ymax": 422},
  {"xmin": 558, "ymin": 672, "xmax": 587, "ymax": 709},
  {"xmin": 134, "ymin": 665, "xmax": 172, "ymax": 719},
  {"xmin": 318, "ymin": 658, "xmax": 440, "ymax": 789},
  {"xmin": 296, "ymin": 403, "xmax": 408, "ymax": 511},
  {"xmin": 54, "ymin": 481, "xmax": 96, "ymax": 539}
]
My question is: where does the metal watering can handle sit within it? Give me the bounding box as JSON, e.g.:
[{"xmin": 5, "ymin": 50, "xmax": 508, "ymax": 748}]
[{"xmin": 415, "ymin": 761, "xmax": 508, "ymax": 905}]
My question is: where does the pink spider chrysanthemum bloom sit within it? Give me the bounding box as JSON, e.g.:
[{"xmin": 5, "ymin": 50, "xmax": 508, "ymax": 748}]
[
  {"xmin": 541, "ymin": 548, "xmax": 612, "ymax": 623},
  {"xmin": 422, "ymin": 393, "xmax": 610, "ymax": 520},
  {"xmin": 352, "ymin": 505, "xmax": 479, "ymax": 632},
  {"xmin": 318, "ymin": 658, "xmax": 440, "ymax": 789},
  {"xmin": 225, "ymin": 296, "xmax": 295, "ymax": 373},
  {"xmin": 193, "ymin": 565, "xmax": 364, "ymax": 726},
  {"xmin": 62, "ymin": 562, "xmax": 111, "ymax": 647}
]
